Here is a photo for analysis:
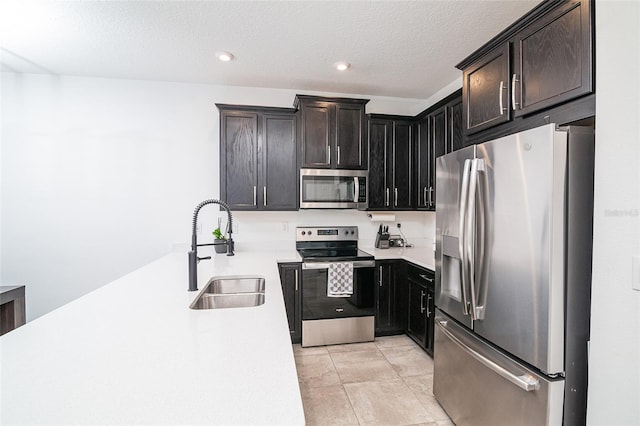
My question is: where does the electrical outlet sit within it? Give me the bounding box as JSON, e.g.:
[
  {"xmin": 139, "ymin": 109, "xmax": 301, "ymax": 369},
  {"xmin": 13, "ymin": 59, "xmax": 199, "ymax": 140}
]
[
  {"xmin": 196, "ymin": 223, "xmax": 202, "ymax": 235},
  {"xmin": 233, "ymin": 222, "xmax": 239, "ymax": 235},
  {"xmin": 282, "ymin": 222, "xmax": 289, "ymax": 232}
]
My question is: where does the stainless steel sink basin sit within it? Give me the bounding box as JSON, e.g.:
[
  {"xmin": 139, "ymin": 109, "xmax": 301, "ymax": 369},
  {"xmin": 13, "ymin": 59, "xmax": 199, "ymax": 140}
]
[
  {"xmin": 204, "ymin": 276, "xmax": 265, "ymax": 294},
  {"xmin": 190, "ymin": 275, "xmax": 265, "ymax": 310},
  {"xmin": 190, "ymin": 293, "xmax": 265, "ymax": 310}
]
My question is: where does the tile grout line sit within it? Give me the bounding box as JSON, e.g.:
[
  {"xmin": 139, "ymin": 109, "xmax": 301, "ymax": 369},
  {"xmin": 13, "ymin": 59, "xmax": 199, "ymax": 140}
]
[{"xmin": 328, "ymin": 347, "xmax": 363, "ymax": 426}]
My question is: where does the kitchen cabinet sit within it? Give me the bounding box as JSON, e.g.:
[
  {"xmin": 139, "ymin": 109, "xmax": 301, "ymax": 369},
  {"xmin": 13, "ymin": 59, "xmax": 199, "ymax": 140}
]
[
  {"xmin": 415, "ymin": 90, "xmax": 463, "ymax": 210},
  {"xmin": 278, "ymin": 263, "xmax": 302, "ymax": 343},
  {"xmin": 218, "ymin": 105, "xmax": 297, "ymax": 211},
  {"xmin": 367, "ymin": 116, "xmax": 413, "ymax": 210},
  {"xmin": 461, "ymin": 44, "xmax": 511, "ymax": 134},
  {"xmin": 512, "ymin": 0, "xmax": 593, "ymax": 117},
  {"xmin": 459, "ymin": 0, "xmax": 593, "ymax": 135},
  {"xmin": 375, "ymin": 260, "xmax": 407, "ymax": 336},
  {"xmin": 294, "ymin": 95, "xmax": 369, "ymax": 170},
  {"xmin": 406, "ymin": 264, "xmax": 435, "ymax": 355}
]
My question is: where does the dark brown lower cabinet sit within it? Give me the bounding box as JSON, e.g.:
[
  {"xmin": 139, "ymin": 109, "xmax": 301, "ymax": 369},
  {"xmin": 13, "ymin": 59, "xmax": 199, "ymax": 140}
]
[
  {"xmin": 278, "ymin": 263, "xmax": 302, "ymax": 343},
  {"xmin": 406, "ymin": 265, "xmax": 435, "ymax": 356},
  {"xmin": 375, "ymin": 260, "xmax": 407, "ymax": 336}
]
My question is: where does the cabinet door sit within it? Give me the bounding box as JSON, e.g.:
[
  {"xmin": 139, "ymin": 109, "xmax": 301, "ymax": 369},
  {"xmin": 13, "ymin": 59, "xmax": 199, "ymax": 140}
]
[
  {"xmin": 392, "ymin": 121, "xmax": 412, "ymax": 209},
  {"xmin": 375, "ymin": 261, "xmax": 407, "ymax": 336},
  {"xmin": 220, "ymin": 111, "xmax": 259, "ymax": 209},
  {"xmin": 513, "ymin": 0, "xmax": 593, "ymax": 117},
  {"xmin": 447, "ymin": 98, "xmax": 464, "ymax": 152},
  {"xmin": 262, "ymin": 113, "xmax": 297, "ymax": 210},
  {"xmin": 279, "ymin": 263, "xmax": 302, "ymax": 343},
  {"xmin": 462, "ymin": 43, "xmax": 511, "ymax": 134},
  {"xmin": 407, "ymin": 279, "xmax": 427, "ymax": 347},
  {"xmin": 300, "ymin": 102, "xmax": 331, "ymax": 168},
  {"xmin": 336, "ymin": 103, "xmax": 367, "ymax": 169},
  {"xmin": 415, "ymin": 117, "xmax": 430, "ymax": 209},
  {"xmin": 368, "ymin": 119, "xmax": 391, "ymax": 209}
]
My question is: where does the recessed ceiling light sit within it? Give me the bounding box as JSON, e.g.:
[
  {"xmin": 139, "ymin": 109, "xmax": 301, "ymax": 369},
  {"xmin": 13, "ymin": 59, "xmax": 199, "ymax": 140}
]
[
  {"xmin": 334, "ymin": 61, "xmax": 351, "ymax": 71},
  {"xmin": 216, "ymin": 51, "xmax": 235, "ymax": 62}
]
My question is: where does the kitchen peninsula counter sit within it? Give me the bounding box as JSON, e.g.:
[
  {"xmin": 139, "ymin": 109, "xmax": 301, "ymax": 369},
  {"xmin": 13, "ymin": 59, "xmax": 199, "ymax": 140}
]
[{"xmin": 0, "ymin": 249, "xmax": 305, "ymax": 425}]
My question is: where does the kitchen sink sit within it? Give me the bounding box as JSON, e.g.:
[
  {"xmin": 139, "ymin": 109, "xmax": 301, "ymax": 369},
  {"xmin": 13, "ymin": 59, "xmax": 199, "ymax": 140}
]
[
  {"xmin": 204, "ymin": 276, "xmax": 265, "ymax": 294},
  {"xmin": 189, "ymin": 275, "xmax": 265, "ymax": 310}
]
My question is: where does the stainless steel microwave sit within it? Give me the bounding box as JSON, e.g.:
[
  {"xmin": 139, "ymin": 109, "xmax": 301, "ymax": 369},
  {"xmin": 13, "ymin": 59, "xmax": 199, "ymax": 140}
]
[{"xmin": 299, "ymin": 169, "xmax": 367, "ymax": 209}]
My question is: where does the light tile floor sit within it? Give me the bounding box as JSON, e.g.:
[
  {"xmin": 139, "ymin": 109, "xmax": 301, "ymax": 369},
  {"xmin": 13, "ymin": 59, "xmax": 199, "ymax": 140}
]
[{"xmin": 293, "ymin": 334, "xmax": 454, "ymax": 426}]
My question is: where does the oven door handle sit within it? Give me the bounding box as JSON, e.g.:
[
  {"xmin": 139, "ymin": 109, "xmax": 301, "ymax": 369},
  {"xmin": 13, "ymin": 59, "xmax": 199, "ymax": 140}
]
[{"xmin": 302, "ymin": 260, "xmax": 375, "ymax": 270}]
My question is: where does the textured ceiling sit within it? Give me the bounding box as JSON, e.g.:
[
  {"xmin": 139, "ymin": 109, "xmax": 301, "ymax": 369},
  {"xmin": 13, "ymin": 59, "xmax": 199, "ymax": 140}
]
[{"xmin": 0, "ymin": 0, "xmax": 540, "ymax": 100}]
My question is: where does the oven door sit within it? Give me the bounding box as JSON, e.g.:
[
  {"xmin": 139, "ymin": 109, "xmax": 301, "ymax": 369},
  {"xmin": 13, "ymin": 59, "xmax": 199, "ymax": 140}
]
[{"xmin": 301, "ymin": 260, "xmax": 375, "ymax": 320}]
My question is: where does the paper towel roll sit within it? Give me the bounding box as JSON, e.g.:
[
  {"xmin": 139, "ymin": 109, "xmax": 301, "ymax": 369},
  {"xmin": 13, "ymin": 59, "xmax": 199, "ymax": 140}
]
[{"xmin": 368, "ymin": 213, "xmax": 396, "ymax": 222}]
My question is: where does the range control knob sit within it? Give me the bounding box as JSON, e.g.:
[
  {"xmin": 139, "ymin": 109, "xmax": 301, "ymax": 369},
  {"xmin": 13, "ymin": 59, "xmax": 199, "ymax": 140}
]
[
  {"xmin": 351, "ymin": 230, "xmax": 355, "ymax": 235},
  {"xmin": 301, "ymin": 231, "xmax": 306, "ymax": 235},
  {"xmin": 344, "ymin": 230, "xmax": 349, "ymax": 235}
]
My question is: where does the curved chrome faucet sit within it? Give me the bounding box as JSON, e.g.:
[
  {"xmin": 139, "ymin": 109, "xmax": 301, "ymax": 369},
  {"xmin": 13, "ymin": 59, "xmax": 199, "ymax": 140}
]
[{"xmin": 188, "ymin": 199, "xmax": 234, "ymax": 291}]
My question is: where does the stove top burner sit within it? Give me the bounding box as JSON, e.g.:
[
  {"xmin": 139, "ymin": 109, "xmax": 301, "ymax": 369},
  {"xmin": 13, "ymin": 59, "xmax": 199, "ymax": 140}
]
[
  {"xmin": 296, "ymin": 226, "xmax": 372, "ymax": 262},
  {"xmin": 297, "ymin": 248, "xmax": 374, "ymax": 262}
]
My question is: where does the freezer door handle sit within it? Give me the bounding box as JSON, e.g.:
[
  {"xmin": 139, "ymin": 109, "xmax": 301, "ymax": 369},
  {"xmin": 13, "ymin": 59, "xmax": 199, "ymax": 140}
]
[{"xmin": 436, "ymin": 319, "xmax": 540, "ymax": 392}]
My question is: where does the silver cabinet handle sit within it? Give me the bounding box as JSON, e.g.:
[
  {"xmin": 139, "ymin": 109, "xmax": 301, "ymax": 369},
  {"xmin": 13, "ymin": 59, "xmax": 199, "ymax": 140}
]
[
  {"xmin": 379, "ymin": 266, "xmax": 383, "ymax": 287},
  {"xmin": 436, "ymin": 320, "xmax": 540, "ymax": 392},
  {"xmin": 385, "ymin": 188, "xmax": 390, "ymax": 207},
  {"xmin": 511, "ymin": 74, "xmax": 519, "ymax": 110},
  {"xmin": 253, "ymin": 186, "xmax": 257, "ymax": 206},
  {"xmin": 337, "ymin": 145, "xmax": 341, "ymax": 165},
  {"xmin": 499, "ymin": 80, "xmax": 506, "ymax": 115},
  {"xmin": 394, "ymin": 188, "xmax": 398, "ymax": 206},
  {"xmin": 263, "ymin": 186, "xmax": 267, "ymax": 206},
  {"xmin": 327, "ymin": 145, "xmax": 331, "ymax": 165},
  {"xmin": 426, "ymin": 293, "xmax": 432, "ymax": 317},
  {"xmin": 428, "ymin": 187, "xmax": 433, "ymax": 207},
  {"xmin": 423, "ymin": 186, "xmax": 427, "ymax": 206},
  {"xmin": 294, "ymin": 269, "xmax": 298, "ymax": 291},
  {"xmin": 419, "ymin": 274, "xmax": 433, "ymax": 283},
  {"xmin": 420, "ymin": 291, "xmax": 426, "ymax": 313}
]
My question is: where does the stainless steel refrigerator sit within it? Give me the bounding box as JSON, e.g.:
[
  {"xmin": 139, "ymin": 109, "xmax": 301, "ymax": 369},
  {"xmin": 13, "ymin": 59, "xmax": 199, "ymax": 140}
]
[{"xmin": 434, "ymin": 124, "xmax": 594, "ymax": 426}]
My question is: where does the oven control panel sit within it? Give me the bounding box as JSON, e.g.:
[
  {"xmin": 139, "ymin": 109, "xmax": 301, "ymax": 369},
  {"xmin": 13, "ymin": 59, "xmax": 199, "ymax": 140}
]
[{"xmin": 296, "ymin": 226, "xmax": 358, "ymax": 242}]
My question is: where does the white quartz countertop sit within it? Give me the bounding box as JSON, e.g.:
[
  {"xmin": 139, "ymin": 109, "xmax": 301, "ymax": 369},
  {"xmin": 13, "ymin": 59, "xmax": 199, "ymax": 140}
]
[
  {"xmin": 362, "ymin": 246, "xmax": 435, "ymax": 271},
  {"xmin": 0, "ymin": 249, "xmax": 305, "ymax": 425}
]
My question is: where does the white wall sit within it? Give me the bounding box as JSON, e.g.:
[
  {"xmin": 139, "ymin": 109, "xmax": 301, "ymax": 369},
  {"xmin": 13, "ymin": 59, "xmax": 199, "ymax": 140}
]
[
  {"xmin": 0, "ymin": 73, "xmax": 436, "ymax": 320},
  {"xmin": 587, "ymin": 1, "xmax": 640, "ymax": 424}
]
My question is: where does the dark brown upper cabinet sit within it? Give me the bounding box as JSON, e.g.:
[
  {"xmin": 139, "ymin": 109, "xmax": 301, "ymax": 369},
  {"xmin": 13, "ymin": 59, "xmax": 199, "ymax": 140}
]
[
  {"xmin": 458, "ymin": 0, "xmax": 593, "ymax": 135},
  {"xmin": 367, "ymin": 116, "xmax": 413, "ymax": 210},
  {"xmin": 218, "ymin": 105, "xmax": 298, "ymax": 211},
  {"xmin": 512, "ymin": 0, "xmax": 593, "ymax": 116},
  {"xmin": 462, "ymin": 44, "xmax": 511, "ymax": 134},
  {"xmin": 414, "ymin": 90, "xmax": 463, "ymax": 210},
  {"xmin": 295, "ymin": 95, "xmax": 369, "ymax": 170}
]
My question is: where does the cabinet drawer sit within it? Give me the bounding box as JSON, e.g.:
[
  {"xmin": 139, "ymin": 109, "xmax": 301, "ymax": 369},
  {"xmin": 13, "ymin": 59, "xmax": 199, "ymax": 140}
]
[{"xmin": 407, "ymin": 264, "xmax": 434, "ymax": 289}]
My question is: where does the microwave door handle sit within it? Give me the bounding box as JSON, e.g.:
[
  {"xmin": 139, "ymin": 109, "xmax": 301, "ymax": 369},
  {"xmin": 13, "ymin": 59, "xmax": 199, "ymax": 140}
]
[{"xmin": 354, "ymin": 177, "xmax": 359, "ymax": 203}]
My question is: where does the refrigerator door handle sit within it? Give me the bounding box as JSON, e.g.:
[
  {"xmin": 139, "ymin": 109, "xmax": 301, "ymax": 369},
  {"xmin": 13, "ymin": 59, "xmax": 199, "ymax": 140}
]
[
  {"xmin": 466, "ymin": 159, "xmax": 480, "ymax": 320},
  {"xmin": 459, "ymin": 159, "xmax": 472, "ymax": 316},
  {"xmin": 475, "ymin": 158, "xmax": 488, "ymax": 320},
  {"xmin": 468, "ymin": 159, "xmax": 487, "ymax": 320},
  {"xmin": 436, "ymin": 319, "xmax": 540, "ymax": 392}
]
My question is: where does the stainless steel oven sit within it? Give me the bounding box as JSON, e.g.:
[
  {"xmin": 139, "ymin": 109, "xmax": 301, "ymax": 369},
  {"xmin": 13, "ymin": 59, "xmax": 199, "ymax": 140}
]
[
  {"xmin": 299, "ymin": 169, "xmax": 367, "ymax": 209},
  {"xmin": 296, "ymin": 226, "xmax": 375, "ymax": 347}
]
